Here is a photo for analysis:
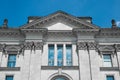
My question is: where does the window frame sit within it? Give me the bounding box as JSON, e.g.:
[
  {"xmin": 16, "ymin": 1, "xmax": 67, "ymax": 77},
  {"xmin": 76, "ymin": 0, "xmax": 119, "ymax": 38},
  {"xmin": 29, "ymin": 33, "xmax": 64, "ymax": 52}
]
[
  {"xmin": 48, "ymin": 44, "xmax": 55, "ymax": 66},
  {"xmin": 7, "ymin": 53, "xmax": 17, "ymax": 68},
  {"xmin": 106, "ymin": 75, "xmax": 115, "ymax": 80},
  {"xmin": 102, "ymin": 53, "xmax": 113, "ymax": 67},
  {"xmin": 6, "ymin": 75, "xmax": 14, "ymax": 80},
  {"xmin": 57, "ymin": 44, "xmax": 63, "ymax": 66},
  {"xmin": 47, "ymin": 43, "xmax": 73, "ymax": 67},
  {"xmin": 66, "ymin": 44, "xmax": 72, "ymax": 66}
]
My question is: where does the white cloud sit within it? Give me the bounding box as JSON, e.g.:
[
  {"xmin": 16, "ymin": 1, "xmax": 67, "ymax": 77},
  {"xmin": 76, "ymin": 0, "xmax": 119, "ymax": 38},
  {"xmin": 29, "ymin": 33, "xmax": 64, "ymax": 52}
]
[{"xmin": 117, "ymin": 21, "xmax": 120, "ymax": 27}]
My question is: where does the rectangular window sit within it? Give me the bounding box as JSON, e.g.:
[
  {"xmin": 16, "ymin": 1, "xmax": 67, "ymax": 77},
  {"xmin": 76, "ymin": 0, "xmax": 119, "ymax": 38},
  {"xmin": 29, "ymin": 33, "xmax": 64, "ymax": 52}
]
[
  {"xmin": 7, "ymin": 54, "xmax": 16, "ymax": 67},
  {"xmin": 66, "ymin": 45, "xmax": 72, "ymax": 66},
  {"xmin": 106, "ymin": 76, "xmax": 114, "ymax": 80},
  {"xmin": 103, "ymin": 54, "xmax": 112, "ymax": 67},
  {"xmin": 57, "ymin": 45, "xmax": 63, "ymax": 66},
  {"xmin": 6, "ymin": 76, "xmax": 13, "ymax": 80},
  {"xmin": 48, "ymin": 45, "xmax": 54, "ymax": 66}
]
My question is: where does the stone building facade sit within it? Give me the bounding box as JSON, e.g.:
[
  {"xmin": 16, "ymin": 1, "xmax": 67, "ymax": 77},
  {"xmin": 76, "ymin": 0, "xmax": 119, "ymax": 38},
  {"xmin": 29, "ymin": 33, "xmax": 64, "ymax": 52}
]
[{"xmin": 0, "ymin": 11, "xmax": 120, "ymax": 80}]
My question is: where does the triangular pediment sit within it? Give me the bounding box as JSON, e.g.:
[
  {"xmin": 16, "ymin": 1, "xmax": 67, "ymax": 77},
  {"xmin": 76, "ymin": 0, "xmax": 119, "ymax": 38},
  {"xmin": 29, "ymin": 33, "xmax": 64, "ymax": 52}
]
[
  {"xmin": 99, "ymin": 45, "xmax": 115, "ymax": 51},
  {"xmin": 47, "ymin": 22, "xmax": 73, "ymax": 30},
  {"xmin": 20, "ymin": 10, "xmax": 100, "ymax": 30}
]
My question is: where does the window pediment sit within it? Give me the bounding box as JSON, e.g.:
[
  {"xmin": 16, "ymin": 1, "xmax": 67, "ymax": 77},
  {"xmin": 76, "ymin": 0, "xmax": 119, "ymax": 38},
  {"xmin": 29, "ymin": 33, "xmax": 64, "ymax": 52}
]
[{"xmin": 98, "ymin": 45, "xmax": 115, "ymax": 52}]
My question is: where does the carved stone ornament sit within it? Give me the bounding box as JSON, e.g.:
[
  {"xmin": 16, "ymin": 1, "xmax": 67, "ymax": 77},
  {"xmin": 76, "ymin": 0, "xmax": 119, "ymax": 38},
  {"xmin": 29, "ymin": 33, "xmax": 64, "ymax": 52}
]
[
  {"xmin": 24, "ymin": 42, "xmax": 43, "ymax": 50},
  {"xmin": 77, "ymin": 42, "xmax": 96, "ymax": 50},
  {"xmin": 77, "ymin": 42, "xmax": 87, "ymax": 50},
  {"xmin": 0, "ymin": 44, "xmax": 24, "ymax": 56},
  {"xmin": 34, "ymin": 42, "xmax": 44, "ymax": 50},
  {"xmin": 96, "ymin": 45, "xmax": 117, "ymax": 57},
  {"xmin": 87, "ymin": 42, "xmax": 97, "ymax": 50},
  {"xmin": 97, "ymin": 45, "xmax": 115, "ymax": 52},
  {"xmin": 115, "ymin": 44, "xmax": 120, "ymax": 51}
]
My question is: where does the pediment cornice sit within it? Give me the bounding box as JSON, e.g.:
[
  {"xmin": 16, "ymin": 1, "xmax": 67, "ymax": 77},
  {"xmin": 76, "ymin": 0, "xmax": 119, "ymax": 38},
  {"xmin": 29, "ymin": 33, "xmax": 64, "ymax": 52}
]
[
  {"xmin": 21, "ymin": 28, "xmax": 47, "ymax": 33},
  {"xmin": 20, "ymin": 11, "xmax": 100, "ymax": 29}
]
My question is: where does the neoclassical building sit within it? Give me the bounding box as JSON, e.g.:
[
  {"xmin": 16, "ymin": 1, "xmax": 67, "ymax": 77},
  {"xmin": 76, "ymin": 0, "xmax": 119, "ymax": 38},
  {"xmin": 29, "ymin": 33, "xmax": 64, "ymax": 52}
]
[{"xmin": 0, "ymin": 11, "xmax": 120, "ymax": 80}]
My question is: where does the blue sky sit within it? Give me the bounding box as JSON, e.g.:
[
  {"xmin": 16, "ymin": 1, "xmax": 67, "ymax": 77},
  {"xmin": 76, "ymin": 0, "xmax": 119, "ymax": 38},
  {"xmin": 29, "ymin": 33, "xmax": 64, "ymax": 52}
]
[{"xmin": 0, "ymin": 0, "xmax": 120, "ymax": 28}]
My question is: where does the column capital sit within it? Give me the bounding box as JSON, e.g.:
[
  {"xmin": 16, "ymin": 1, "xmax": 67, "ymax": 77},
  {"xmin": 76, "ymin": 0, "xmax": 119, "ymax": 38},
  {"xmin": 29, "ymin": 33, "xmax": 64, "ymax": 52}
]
[
  {"xmin": 77, "ymin": 42, "xmax": 87, "ymax": 50},
  {"xmin": 24, "ymin": 42, "xmax": 44, "ymax": 50},
  {"xmin": 77, "ymin": 42, "xmax": 96, "ymax": 50}
]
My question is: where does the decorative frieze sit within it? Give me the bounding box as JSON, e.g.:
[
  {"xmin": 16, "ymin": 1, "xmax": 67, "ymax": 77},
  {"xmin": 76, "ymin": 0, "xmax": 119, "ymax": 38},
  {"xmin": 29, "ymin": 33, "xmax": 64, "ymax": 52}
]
[
  {"xmin": 87, "ymin": 42, "xmax": 97, "ymax": 50},
  {"xmin": 97, "ymin": 45, "xmax": 115, "ymax": 52},
  {"xmin": 24, "ymin": 42, "xmax": 43, "ymax": 50},
  {"xmin": 77, "ymin": 42, "xmax": 87, "ymax": 50},
  {"xmin": 0, "ymin": 44, "xmax": 23, "ymax": 56},
  {"xmin": 0, "ymin": 29, "xmax": 22, "ymax": 37},
  {"xmin": 0, "ymin": 42, "xmax": 44, "ymax": 56},
  {"xmin": 115, "ymin": 44, "xmax": 120, "ymax": 51},
  {"xmin": 77, "ymin": 42, "xmax": 96, "ymax": 50},
  {"xmin": 34, "ymin": 42, "xmax": 44, "ymax": 50},
  {"xmin": 77, "ymin": 42, "xmax": 120, "ymax": 56}
]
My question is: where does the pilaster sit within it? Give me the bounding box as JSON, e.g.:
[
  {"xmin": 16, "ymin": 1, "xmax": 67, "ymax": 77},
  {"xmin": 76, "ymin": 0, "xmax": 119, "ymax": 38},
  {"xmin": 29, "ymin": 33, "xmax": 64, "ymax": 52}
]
[
  {"xmin": 63, "ymin": 44, "xmax": 66, "ymax": 66},
  {"xmin": 21, "ymin": 42, "xmax": 43, "ymax": 80},
  {"xmin": 77, "ymin": 42, "xmax": 96, "ymax": 80},
  {"xmin": 54, "ymin": 44, "xmax": 57, "ymax": 66}
]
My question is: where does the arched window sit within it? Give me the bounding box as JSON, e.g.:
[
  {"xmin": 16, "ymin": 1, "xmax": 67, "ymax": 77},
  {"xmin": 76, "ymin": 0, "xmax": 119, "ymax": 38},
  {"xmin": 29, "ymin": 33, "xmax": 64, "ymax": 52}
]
[{"xmin": 51, "ymin": 75, "xmax": 69, "ymax": 80}]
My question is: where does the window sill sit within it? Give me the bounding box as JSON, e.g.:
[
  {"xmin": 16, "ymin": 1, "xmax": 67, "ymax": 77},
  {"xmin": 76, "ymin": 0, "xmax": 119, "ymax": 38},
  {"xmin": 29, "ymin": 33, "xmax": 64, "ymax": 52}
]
[
  {"xmin": 0, "ymin": 67, "xmax": 20, "ymax": 71},
  {"xmin": 100, "ymin": 67, "xmax": 119, "ymax": 71},
  {"xmin": 41, "ymin": 66, "xmax": 79, "ymax": 70}
]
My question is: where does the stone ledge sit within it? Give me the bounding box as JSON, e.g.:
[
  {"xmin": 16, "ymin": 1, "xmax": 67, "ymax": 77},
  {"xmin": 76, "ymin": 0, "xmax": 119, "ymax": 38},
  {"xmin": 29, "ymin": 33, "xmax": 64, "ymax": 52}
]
[
  {"xmin": 100, "ymin": 67, "xmax": 119, "ymax": 71},
  {"xmin": 41, "ymin": 66, "xmax": 79, "ymax": 70},
  {"xmin": 0, "ymin": 67, "xmax": 20, "ymax": 71}
]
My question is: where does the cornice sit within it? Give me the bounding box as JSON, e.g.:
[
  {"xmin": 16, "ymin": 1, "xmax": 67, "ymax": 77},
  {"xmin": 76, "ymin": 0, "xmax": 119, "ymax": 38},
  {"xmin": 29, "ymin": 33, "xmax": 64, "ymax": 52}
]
[
  {"xmin": 20, "ymin": 11, "xmax": 99, "ymax": 29},
  {"xmin": 96, "ymin": 28, "xmax": 120, "ymax": 37},
  {"xmin": 21, "ymin": 28, "xmax": 47, "ymax": 33},
  {"xmin": 73, "ymin": 28, "xmax": 99, "ymax": 34},
  {"xmin": 0, "ymin": 29, "xmax": 22, "ymax": 36}
]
